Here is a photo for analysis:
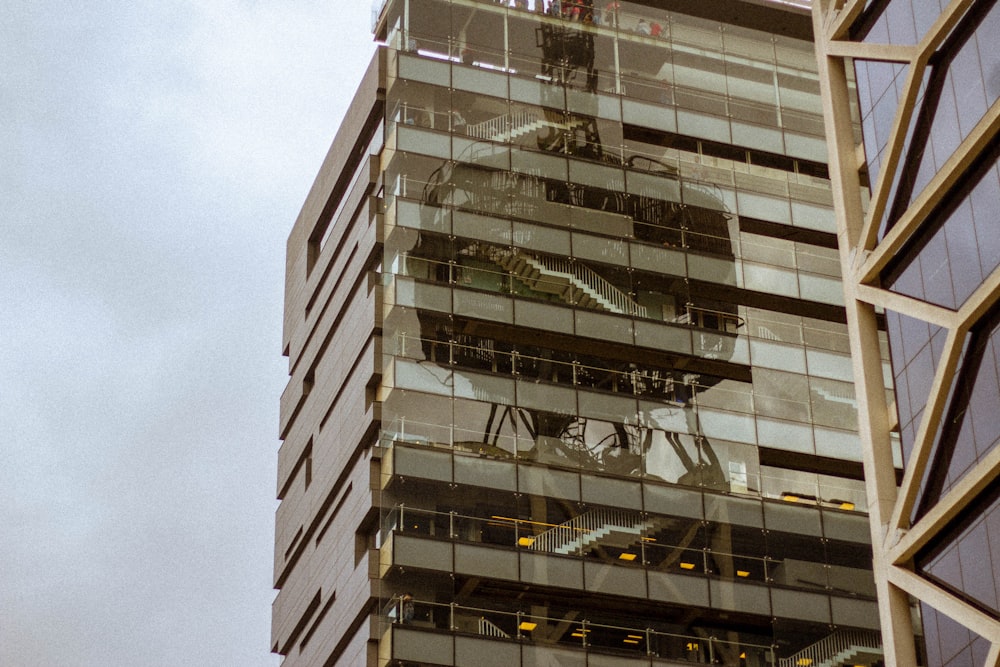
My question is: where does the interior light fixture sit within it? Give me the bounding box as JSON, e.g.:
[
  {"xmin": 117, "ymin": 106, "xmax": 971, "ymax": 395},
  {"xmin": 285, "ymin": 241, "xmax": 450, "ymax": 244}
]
[
  {"xmin": 519, "ymin": 621, "xmax": 537, "ymax": 631},
  {"xmin": 619, "ymin": 552, "xmax": 637, "ymax": 561},
  {"xmin": 736, "ymin": 570, "xmax": 750, "ymax": 577},
  {"xmin": 680, "ymin": 562, "xmax": 696, "ymax": 570},
  {"xmin": 517, "ymin": 537, "xmax": 535, "ymax": 547}
]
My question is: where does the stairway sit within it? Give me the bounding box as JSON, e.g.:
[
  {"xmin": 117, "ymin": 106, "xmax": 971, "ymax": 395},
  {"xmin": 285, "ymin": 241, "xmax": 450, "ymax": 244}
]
[
  {"xmin": 527, "ymin": 508, "xmax": 658, "ymax": 555},
  {"xmin": 778, "ymin": 630, "xmax": 883, "ymax": 667},
  {"xmin": 478, "ymin": 617, "xmax": 510, "ymax": 639},
  {"xmin": 466, "ymin": 110, "xmax": 590, "ymax": 143},
  {"xmin": 488, "ymin": 247, "xmax": 647, "ymax": 318}
]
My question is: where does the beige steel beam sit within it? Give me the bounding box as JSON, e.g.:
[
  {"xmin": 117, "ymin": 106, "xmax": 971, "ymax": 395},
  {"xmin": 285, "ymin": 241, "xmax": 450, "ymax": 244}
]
[
  {"xmin": 887, "ymin": 326, "xmax": 964, "ymax": 535},
  {"xmin": 813, "ymin": 4, "xmax": 922, "ymax": 662},
  {"xmin": 889, "ymin": 566, "xmax": 1000, "ymax": 642},
  {"xmin": 987, "ymin": 641, "xmax": 1000, "ymax": 667},
  {"xmin": 859, "ymin": 102, "xmax": 1000, "ymax": 283},
  {"xmin": 853, "ymin": 284, "xmax": 957, "ymax": 329},
  {"xmin": 890, "ymin": 445, "xmax": 1000, "ymax": 564}
]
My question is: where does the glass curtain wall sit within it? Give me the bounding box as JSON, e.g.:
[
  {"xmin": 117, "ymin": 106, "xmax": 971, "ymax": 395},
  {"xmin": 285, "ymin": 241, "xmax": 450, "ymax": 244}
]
[{"xmin": 375, "ymin": 0, "xmax": 880, "ymax": 663}]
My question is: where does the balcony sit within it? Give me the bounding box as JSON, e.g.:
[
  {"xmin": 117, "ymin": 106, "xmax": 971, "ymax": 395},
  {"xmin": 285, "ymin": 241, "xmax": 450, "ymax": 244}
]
[
  {"xmin": 379, "ymin": 597, "xmax": 776, "ymax": 666},
  {"xmin": 377, "ymin": 504, "xmax": 880, "ymax": 627}
]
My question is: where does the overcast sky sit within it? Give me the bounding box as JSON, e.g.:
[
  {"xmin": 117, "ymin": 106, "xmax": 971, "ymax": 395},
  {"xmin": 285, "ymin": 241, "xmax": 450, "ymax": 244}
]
[{"xmin": 2, "ymin": 2, "xmax": 376, "ymax": 664}]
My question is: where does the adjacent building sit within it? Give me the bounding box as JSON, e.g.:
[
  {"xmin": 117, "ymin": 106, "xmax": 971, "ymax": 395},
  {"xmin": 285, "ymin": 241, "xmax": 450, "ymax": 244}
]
[
  {"xmin": 814, "ymin": 0, "xmax": 1000, "ymax": 664},
  {"xmin": 273, "ymin": 1, "xmax": 887, "ymax": 665}
]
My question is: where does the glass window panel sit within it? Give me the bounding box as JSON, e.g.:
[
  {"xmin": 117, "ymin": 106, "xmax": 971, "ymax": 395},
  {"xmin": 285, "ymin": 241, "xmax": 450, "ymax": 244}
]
[
  {"xmin": 697, "ymin": 408, "xmax": 758, "ymax": 446},
  {"xmin": 774, "ymin": 35, "xmax": 816, "ymax": 73},
  {"xmin": 736, "ymin": 190, "xmax": 791, "ymax": 224},
  {"xmin": 452, "ymin": 396, "xmax": 519, "ymax": 456},
  {"xmin": 398, "ymin": 51, "xmax": 452, "ymax": 86},
  {"xmin": 814, "ymin": 427, "xmax": 862, "ymax": 462},
  {"xmin": 568, "ymin": 159, "xmax": 624, "ymax": 190},
  {"xmin": 622, "ymin": 99, "xmax": 677, "ymax": 132},
  {"xmin": 791, "ymin": 200, "xmax": 836, "ymax": 233},
  {"xmin": 809, "ymin": 376, "xmax": 857, "ymax": 428},
  {"xmin": 572, "ymin": 234, "xmax": 628, "ymax": 265},
  {"xmin": 513, "ymin": 221, "xmax": 571, "ymax": 255},
  {"xmin": 676, "ymin": 109, "xmax": 730, "ymax": 143},
  {"xmin": 511, "ymin": 146, "xmax": 568, "ymax": 181},
  {"xmin": 454, "ymin": 210, "xmax": 511, "ymax": 245},
  {"xmin": 453, "ymin": 367, "xmax": 515, "ymax": 405},
  {"xmin": 757, "ymin": 418, "xmax": 814, "ymax": 454},
  {"xmin": 454, "ymin": 64, "xmax": 509, "ymax": 97},
  {"xmin": 633, "ymin": 321, "xmax": 694, "ymax": 356},
  {"xmin": 726, "ymin": 59, "xmax": 777, "ymax": 106},
  {"xmin": 581, "ymin": 474, "xmax": 642, "ymax": 509},
  {"xmin": 509, "ymin": 75, "xmax": 548, "ymax": 107},
  {"xmin": 750, "ymin": 339, "xmax": 807, "ymax": 373},
  {"xmin": 643, "ymin": 482, "xmax": 704, "ymax": 519},
  {"xmin": 514, "ymin": 299, "xmax": 575, "ymax": 333},
  {"xmin": 626, "ymin": 169, "xmax": 682, "ymax": 204},
  {"xmin": 732, "ymin": 123, "xmax": 783, "ymax": 154},
  {"xmin": 518, "ymin": 464, "xmax": 580, "ymax": 500},
  {"xmin": 740, "ymin": 233, "xmax": 795, "ymax": 268},
  {"xmin": 453, "ymin": 2, "xmax": 505, "ymax": 65},
  {"xmin": 753, "ymin": 368, "xmax": 809, "ymax": 421},
  {"xmin": 783, "ymin": 133, "xmax": 829, "ymax": 163},
  {"xmin": 806, "ymin": 349, "xmax": 854, "ymax": 383},
  {"xmin": 397, "ymin": 125, "xmax": 451, "ymax": 159},
  {"xmin": 798, "ymin": 274, "xmax": 844, "ymax": 306},
  {"xmin": 454, "ymin": 289, "xmax": 513, "ymax": 323},
  {"xmin": 516, "ymin": 378, "xmax": 577, "ymax": 415},
  {"xmin": 382, "ymin": 388, "xmax": 455, "ymax": 447},
  {"xmin": 795, "ymin": 244, "xmax": 840, "ymax": 278}
]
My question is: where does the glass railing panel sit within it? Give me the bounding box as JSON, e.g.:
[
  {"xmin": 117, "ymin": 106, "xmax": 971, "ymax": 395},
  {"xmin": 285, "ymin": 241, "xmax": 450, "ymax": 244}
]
[
  {"xmin": 380, "ymin": 594, "xmax": 779, "ymax": 664},
  {"xmin": 741, "ymin": 261, "xmax": 801, "ymax": 298},
  {"xmin": 790, "ymin": 199, "xmax": 836, "ymax": 233}
]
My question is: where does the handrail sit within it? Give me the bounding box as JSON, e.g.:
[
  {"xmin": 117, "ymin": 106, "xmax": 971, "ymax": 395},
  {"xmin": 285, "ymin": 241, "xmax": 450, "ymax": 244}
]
[
  {"xmin": 382, "ymin": 595, "xmax": 776, "ymax": 664},
  {"xmin": 380, "ymin": 504, "xmax": 874, "ymax": 589},
  {"xmin": 535, "ymin": 254, "xmax": 649, "ymax": 318},
  {"xmin": 379, "ymin": 418, "xmax": 870, "ymax": 513},
  {"xmin": 391, "ymin": 331, "xmax": 736, "ymax": 402},
  {"xmin": 526, "ymin": 507, "xmax": 643, "ymax": 554},
  {"xmin": 484, "ymin": 246, "xmax": 648, "ymax": 317},
  {"xmin": 777, "ymin": 629, "xmax": 882, "ymax": 667},
  {"xmin": 466, "ymin": 109, "xmax": 542, "ymax": 142}
]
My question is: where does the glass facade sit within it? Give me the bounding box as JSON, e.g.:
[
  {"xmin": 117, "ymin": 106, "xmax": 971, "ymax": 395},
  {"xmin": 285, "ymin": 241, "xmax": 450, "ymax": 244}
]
[{"xmin": 371, "ymin": 1, "xmax": 882, "ymax": 665}]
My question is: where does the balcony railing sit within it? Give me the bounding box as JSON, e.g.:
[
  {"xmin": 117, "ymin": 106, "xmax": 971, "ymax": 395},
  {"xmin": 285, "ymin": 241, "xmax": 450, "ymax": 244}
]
[
  {"xmin": 380, "ymin": 504, "xmax": 877, "ymax": 598},
  {"xmin": 381, "ymin": 596, "xmax": 777, "ymax": 665}
]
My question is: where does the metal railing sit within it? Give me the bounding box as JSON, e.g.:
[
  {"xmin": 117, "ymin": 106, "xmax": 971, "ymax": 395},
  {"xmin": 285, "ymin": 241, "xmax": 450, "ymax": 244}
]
[
  {"xmin": 777, "ymin": 630, "xmax": 882, "ymax": 667},
  {"xmin": 484, "ymin": 246, "xmax": 648, "ymax": 317},
  {"xmin": 380, "ymin": 504, "xmax": 876, "ymax": 598},
  {"xmin": 466, "ymin": 109, "xmax": 542, "ymax": 142},
  {"xmin": 526, "ymin": 507, "xmax": 643, "ymax": 554},
  {"xmin": 537, "ymin": 254, "xmax": 649, "ymax": 317},
  {"xmin": 390, "ymin": 331, "xmax": 739, "ymax": 402},
  {"xmin": 382, "ymin": 595, "xmax": 776, "ymax": 665},
  {"xmin": 379, "ymin": 412, "xmax": 871, "ymax": 513}
]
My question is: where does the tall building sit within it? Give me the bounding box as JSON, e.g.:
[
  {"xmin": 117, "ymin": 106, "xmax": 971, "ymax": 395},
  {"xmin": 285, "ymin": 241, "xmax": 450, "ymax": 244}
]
[
  {"xmin": 814, "ymin": 0, "xmax": 1000, "ymax": 664},
  {"xmin": 273, "ymin": 1, "xmax": 886, "ymax": 665}
]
